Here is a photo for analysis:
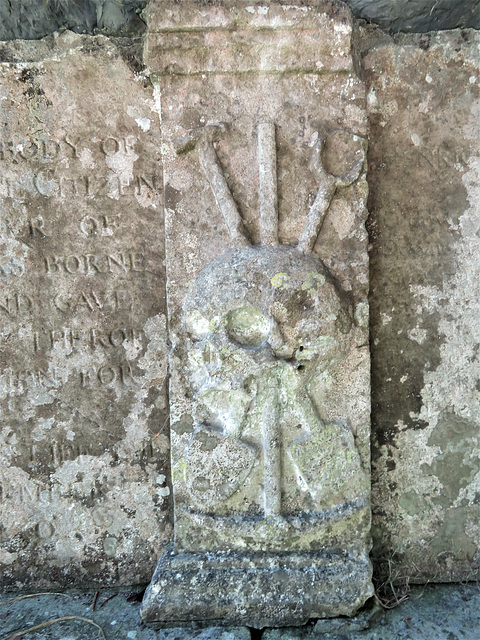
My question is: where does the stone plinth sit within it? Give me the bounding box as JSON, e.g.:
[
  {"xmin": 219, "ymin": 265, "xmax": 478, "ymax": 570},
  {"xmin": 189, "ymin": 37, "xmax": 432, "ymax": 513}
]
[{"xmin": 142, "ymin": 0, "xmax": 372, "ymax": 627}]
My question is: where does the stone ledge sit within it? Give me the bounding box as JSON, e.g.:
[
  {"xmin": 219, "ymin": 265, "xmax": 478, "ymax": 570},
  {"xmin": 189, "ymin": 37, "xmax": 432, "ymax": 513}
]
[
  {"xmin": 144, "ymin": 0, "xmax": 353, "ymax": 74},
  {"xmin": 140, "ymin": 544, "xmax": 374, "ymax": 628}
]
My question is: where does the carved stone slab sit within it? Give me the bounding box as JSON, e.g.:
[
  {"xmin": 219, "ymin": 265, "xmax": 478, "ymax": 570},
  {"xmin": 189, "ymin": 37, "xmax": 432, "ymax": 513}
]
[
  {"xmin": 0, "ymin": 33, "xmax": 170, "ymax": 587},
  {"xmin": 142, "ymin": 0, "xmax": 372, "ymax": 627},
  {"xmin": 362, "ymin": 29, "xmax": 480, "ymax": 584}
]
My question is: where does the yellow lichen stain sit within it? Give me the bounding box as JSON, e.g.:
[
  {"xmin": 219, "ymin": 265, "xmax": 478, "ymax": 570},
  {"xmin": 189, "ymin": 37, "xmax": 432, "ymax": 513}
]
[
  {"xmin": 270, "ymin": 273, "xmax": 290, "ymax": 289},
  {"xmin": 172, "ymin": 457, "xmax": 188, "ymax": 483},
  {"xmin": 301, "ymin": 272, "xmax": 326, "ymax": 291},
  {"xmin": 209, "ymin": 316, "xmax": 221, "ymax": 332}
]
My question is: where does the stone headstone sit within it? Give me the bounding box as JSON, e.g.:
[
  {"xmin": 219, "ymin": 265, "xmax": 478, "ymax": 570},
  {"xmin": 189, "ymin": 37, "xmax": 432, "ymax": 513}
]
[
  {"xmin": 0, "ymin": 33, "xmax": 170, "ymax": 587},
  {"xmin": 362, "ymin": 29, "xmax": 480, "ymax": 583},
  {"xmin": 141, "ymin": 0, "xmax": 372, "ymax": 627}
]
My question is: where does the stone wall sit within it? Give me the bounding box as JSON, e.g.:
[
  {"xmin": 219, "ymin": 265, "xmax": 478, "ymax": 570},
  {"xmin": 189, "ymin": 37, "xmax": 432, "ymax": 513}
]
[{"xmin": 0, "ymin": 0, "xmax": 479, "ymax": 592}]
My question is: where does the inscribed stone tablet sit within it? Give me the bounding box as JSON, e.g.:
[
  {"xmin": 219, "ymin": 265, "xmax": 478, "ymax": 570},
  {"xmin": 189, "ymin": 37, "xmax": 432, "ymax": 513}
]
[{"xmin": 0, "ymin": 33, "xmax": 170, "ymax": 587}]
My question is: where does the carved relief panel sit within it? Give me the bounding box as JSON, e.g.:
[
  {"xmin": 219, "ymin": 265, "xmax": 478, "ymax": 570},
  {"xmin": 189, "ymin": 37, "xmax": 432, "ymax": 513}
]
[
  {"xmin": 142, "ymin": 0, "xmax": 372, "ymax": 626},
  {"xmin": 171, "ymin": 122, "xmax": 370, "ymax": 555}
]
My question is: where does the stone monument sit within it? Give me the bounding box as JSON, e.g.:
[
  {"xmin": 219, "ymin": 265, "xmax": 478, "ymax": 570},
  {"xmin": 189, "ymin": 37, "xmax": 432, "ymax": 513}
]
[
  {"xmin": 0, "ymin": 34, "xmax": 170, "ymax": 587},
  {"xmin": 141, "ymin": 0, "xmax": 373, "ymax": 627}
]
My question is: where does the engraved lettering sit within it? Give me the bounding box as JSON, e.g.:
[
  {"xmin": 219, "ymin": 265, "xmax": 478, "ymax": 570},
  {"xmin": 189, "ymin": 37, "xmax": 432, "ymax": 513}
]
[
  {"xmin": 80, "ymin": 215, "xmax": 99, "ymax": 236},
  {"xmin": 53, "ymin": 289, "xmax": 133, "ymax": 313},
  {"xmin": 85, "ymin": 175, "xmax": 93, "ymax": 196},
  {"xmin": 22, "ymin": 484, "xmax": 40, "ymax": 502},
  {"xmin": 0, "ymin": 258, "xmax": 24, "ymax": 278},
  {"xmin": 34, "ymin": 169, "xmax": 58, "ymax": 197},
  {"xmin": 90, "ymin": 290, "xmax": 105, "ymax": 309},
  {"xmin": 0, "ymin": 293, "xmax": 33, "ymax": 316},
  {"xmin": 137, "ymin": 174, "xmax": 158, "ymax": 193},
  {"xmin": 122, "ymin": 181, "xmax": 138, "ymax": 196},
  {"xmin": 109, "ymin": 328, "xmax": 126, "ymax": 347},
  {"xmin": 29, "ymin": 218, "xmax": 46, "ymax": 238},
  {"xmin": 42, "ymin": 139, "xmax": 60, "ymax": 161},
  {"xmin": 59, "ymin": 176, "xmax": 78, "ymax": 197},
  {"xmin": 76, "ymin": 292, "xmax": 95, "ymax": 311},
  {"xmin": 49, "ymin": 329, "xmax": 70, "ymax": 349},
  {"xmin": 63, "ymin": 136, "xmax": 80, "ymax": 158},
  {"xmin": 45, "ymin": 253, "xmax": 146, "ymax": 274},
  {"xmin": 120, "ymin": 363, "xmax": 133, "ymax": 384},
  {"xmin": 64, "ymin": 255, "xmax": 82, "ymax": 274},
  {"xmin": 0, "ymin": 175, "xmax": 15, "ymax": 197},
  {"xmin": 80, "ymin": 214, "xmax": 119, "ymax": 236},
  {"xmin": 79, "ymin": 363, "xmax": 135, "ymax": 387},
  {"xmin": 80, "ymin": 369, "xmax": 91, "ymax": 387},
  {"xmin": 90, "ymin": 330, "xmax": 110, "ymax": 349},
  {"xmin": 53, "ymin": 294, "xmax": 70, "ymax": 312},
  {"xmin": 85, "ymin": 254, "xmax": 103, "ymax": 273},
  {"xmin": 98, "ymin": 366, "xmax": 116, "ymax": 384},
  {"xmin": 102, "ymin": 215, "xmax": 120, "ymax": 231},
  {"xmin": 129, "ymin": 252, "xmax": 146, "ymax": 271},
  {"xmin": 95, "ymin": 175, "xmax": 110, "ymax": 197},
  {"xmin": 0, "ymin": 139, "xmax": 15, "ymax": 160},
  {"xmin": 113, "ymin": 289, "xmax": 133, "ymax": 311},
  {"xmin": 125, "ymin": 135, "xmax": 136, "ymax": 152},
  {"xmin": 32, "ymin": 326, "xmax": 144, "ymax": 352},
  {"xmin": 107, "ymin": 253, "xmax": 127, "ymax": 272},
  {"xmin": 45, "ymin": 256, "xmax": 62, "ymax": 273},
  {"xmin": 0, "ymin": 367, "xmax": 60, "ymax": 395},
  {"xmin": 0, "ymin": 481, "xmax": 64, "ymax": 505},
  {"xmin": 101, "ymin": 137, "xmax": 121, "ymax": 155},
  {"xmin": 18, "ymin": 139, "xmax": 39, "ymax": 160}
]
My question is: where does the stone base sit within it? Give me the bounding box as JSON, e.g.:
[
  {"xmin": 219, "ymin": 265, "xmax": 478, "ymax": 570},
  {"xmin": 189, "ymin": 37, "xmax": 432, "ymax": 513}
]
[{"xmin": 140, "ymin": 544, "xmax": 374, "ymax": 629}]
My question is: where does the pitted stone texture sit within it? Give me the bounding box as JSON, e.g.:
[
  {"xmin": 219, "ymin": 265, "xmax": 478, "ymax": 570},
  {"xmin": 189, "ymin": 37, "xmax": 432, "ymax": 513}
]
[
  {"xmin": 141, "ymin": 545, "xmax": 373, "ymax": 629},
  {"xmin": 0, "ymin": 32, "xmax": 170, "ymax": 588},
  {"xmin": 143, "ymin": 0, "xmax": 371, "ymax": 625},
  {"xmin": 360, "ymin": 29, "xmax": 480, "ymax": 582}
]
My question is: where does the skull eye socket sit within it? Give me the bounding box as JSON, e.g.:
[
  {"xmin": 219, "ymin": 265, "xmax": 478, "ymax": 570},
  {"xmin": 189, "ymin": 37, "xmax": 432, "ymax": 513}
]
[{"xmin": 226, "ymin": 306, "xmax": 271, "ymax": 348}]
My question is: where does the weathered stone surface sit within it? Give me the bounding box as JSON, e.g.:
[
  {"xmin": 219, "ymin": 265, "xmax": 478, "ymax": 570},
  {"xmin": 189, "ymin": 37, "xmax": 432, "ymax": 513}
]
[
  {"xmin": 142, "ymin": 0, "xmax": 372, "ymax": 626},
  {"xmin": 0, "ymin": 32, "xmax": 170, "ymax": 587},
  {"xmin": 141, "ymin": 544, "xmax": 373, "ymax": 628},
  {"xmin": 359, "ymin": 28, "xmax": 480, "ymax": 583}
]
